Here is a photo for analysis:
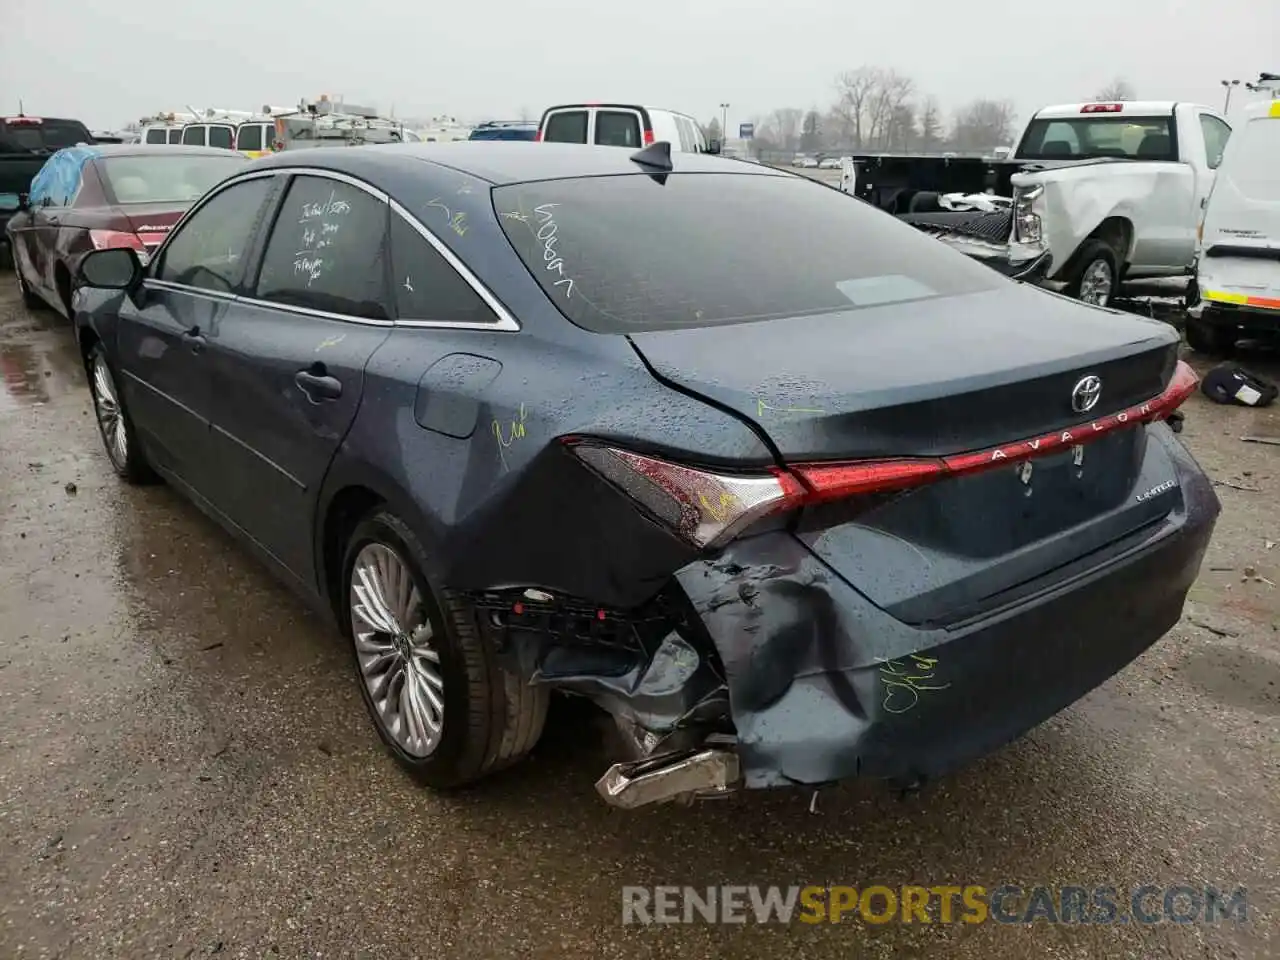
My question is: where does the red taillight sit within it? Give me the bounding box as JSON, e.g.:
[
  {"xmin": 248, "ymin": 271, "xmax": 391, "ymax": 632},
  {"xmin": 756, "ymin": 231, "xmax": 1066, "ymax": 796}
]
[
  {"xmin": 1081, "ymin": 103, "xmax": 1124, "ymax": 113},
  {"xmin": 643, "ymin": 128, "xmax": 655, "ymax": 145},
  {"xmin": 565, "ymin": 361, "xmax": 1200, "ymax": 549},
  {"xmin": 534, "ymin": 129, "xmax": 543, "ymax": 142},
  {"xmin": 90, "ymin": 229, "xmax": 147, "ymax": 254}
]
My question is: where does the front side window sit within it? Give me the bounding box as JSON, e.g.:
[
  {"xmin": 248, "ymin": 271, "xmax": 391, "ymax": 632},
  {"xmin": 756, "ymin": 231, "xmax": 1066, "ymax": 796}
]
[
  {"xmin": 1199, "ymin": 115, "xmax": 1232, "ymax": 169},
  {"xmin": 156, "ymin": 176, "xmax": 274, "ymax": 293},
  {"xmin": 494, "ymin": 172, "xmax": 1001, "ymax": 334},
  {"xmin": 389, "ymin": 213, "xmax": 496, "ymax": 324},
  {"xmin": 595, "ymin": 110, "xmax": 641, "ymax": 148},
  {"xmin": 254, "ymin": 175, "xmax": 390, "ymax": 320},
  {"xmin": 543, "ymin": 110, "xmax": 588, "ymax": 144}
]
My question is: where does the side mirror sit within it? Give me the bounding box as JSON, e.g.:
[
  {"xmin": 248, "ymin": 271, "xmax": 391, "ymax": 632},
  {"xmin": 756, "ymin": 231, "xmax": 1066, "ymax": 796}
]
[
  {"xmin": 79, "ymin": 247, "xmax": 142, "ymax": 291},
  {"xmin": 707, "ymin": 139, "xmax": 722, "ymax": 155}
]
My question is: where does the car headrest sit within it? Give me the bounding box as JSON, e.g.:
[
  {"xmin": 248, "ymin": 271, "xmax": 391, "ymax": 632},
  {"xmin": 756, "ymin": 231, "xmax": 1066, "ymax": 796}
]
[
  {"xmin": 113, "ymin": 175, "xmax": 149, "ymax": 201},
  {"xmin": 1040, "ymin": 140, "xmax": 1073, "ymax": 156},
  {"xmin": 1137, "ymin": 134, "xmax": 1171, "ymax": 159}
]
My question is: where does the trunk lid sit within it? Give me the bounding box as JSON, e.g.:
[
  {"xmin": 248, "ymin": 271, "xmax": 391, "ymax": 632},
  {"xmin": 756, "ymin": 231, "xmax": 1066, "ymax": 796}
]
[
  {"xmin": 629, "ymin": 283, "xmax": 1184, "ymax": 626},
  {"xmin": 116, "ymin": 204, "xmax": 185, "ymax": 246}
]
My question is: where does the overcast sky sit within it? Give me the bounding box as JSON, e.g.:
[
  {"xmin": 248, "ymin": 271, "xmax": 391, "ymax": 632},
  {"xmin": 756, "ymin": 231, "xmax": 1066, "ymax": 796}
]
[{"xmin": 4, "ymin": 0, "xmax": 1277, "ymax": 131}]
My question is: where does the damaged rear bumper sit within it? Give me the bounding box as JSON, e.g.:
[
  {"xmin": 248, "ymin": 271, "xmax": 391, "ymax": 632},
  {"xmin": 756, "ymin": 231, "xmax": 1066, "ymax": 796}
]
[{"xmin": 674, "ymin": 429, "xmax": 1218, "ymax": 790}]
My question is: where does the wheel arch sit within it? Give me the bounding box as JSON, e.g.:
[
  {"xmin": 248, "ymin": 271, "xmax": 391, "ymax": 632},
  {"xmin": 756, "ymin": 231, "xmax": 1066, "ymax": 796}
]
[{"xmin": 315, "ymin": 454, "xmax": 447, "ymax": 623}]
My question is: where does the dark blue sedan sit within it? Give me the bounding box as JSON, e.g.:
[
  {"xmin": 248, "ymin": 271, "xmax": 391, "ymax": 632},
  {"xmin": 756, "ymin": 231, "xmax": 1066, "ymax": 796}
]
[{"xmin": 70, "ymin": 141, "xmax": 1218, "ymax": 809}]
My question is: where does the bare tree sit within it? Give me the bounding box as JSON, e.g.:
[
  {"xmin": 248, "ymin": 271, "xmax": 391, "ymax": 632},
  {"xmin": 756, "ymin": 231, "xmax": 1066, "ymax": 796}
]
[
  {"xmin": 951, "ymin": 99, "xmax": 1017, "ymax": 153},
  {"xmin": 770, "ymin": 107, "xmax": 804, "ymax": 151},
  {"xmin": 704, "ymin": 117, "xmax": 723, "ymax": 143},
  {"xmin": 919, "ymin": 96, "xmax": 943, "ymax": 151},
  {"xmin": 1094, "ymin": 78, "xmax": 1136, "ymax": 101},
  {"xmin": 800, "ymin": 109, "xmax": 823, "ymax": 152},
  {"xmin": 867, "ymin": 69, "xmax": 914, "ymax": 149},
  {"xmin": 833, "ymin": 68, "xmax": 880, "ymax": 149}
]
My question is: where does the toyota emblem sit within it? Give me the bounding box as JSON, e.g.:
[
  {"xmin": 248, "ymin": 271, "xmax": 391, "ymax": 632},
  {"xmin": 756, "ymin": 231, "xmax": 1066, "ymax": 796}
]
[{"xmin": 1071, "ymin": 375, "xmax": 1102, "ymax": 414}]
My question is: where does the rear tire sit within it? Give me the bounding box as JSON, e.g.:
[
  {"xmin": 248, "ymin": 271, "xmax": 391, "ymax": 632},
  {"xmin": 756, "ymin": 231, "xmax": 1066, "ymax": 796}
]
[
  {"xmin": 1064, "ymin": 239, "xmax": 1119, "ymax": 308},
  {"xmin": 342, "ymin": 510, "xmax": 547, "ymax": 789},
  {"xmin": 1185, "ymin": 313, "xmax": 1238, "ymax": 356}
]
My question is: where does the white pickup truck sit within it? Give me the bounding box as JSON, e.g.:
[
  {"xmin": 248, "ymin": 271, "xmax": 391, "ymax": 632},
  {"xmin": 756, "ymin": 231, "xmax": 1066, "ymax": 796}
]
[{"xmin": 879, "ymin": 101, "xmax": 1233, "ymax": 309}]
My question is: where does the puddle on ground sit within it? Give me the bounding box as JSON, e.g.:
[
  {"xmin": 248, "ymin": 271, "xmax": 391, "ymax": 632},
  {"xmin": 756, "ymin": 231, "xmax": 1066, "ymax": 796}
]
[{"xmin": 0, "ymin": 310, "xmax": 87, "ymax": 411}]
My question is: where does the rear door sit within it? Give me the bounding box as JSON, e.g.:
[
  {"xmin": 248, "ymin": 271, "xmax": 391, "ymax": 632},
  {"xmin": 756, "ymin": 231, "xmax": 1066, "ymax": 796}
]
[
  {"xmin": 593, "ymin": 109, "xmax": 645, "ymax": 148},
  {"xmin": 540, "ymin": 109, "xmax": 589, "ymax": 144},
  {"xmin": 180, "ymin": 125, "xmax": 207, "ymax": 146},
  {"xmin": 119, "ymin": 172, "xmax": 279, "ymax": 489},
  {"xmin": 207, "ymin": 124, "xmax": 235, "ymax": 150},
  {"xmin": 201, "ymin": 171, "xmax": 393, "ymax": 580}
]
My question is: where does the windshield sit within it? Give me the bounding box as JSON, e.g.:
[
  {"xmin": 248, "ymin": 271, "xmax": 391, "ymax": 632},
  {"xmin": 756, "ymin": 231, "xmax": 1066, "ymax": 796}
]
[
  {"xmin": 1017, "ymin": 116, "xmax": 1175, "ymax": 161},
  {"xmin": 100, "ymin": 154, "xmax": 248, "ymax": 204},
  {"xmin": 494, "ymin": 173, "xmax": 1002, "ymax": 333}
]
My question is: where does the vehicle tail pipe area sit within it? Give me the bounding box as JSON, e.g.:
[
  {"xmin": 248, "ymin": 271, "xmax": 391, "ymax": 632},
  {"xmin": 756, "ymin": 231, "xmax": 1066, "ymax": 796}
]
[{"xmin": 595, "ymin": 749, "xmax": 741, "ymax": 809}]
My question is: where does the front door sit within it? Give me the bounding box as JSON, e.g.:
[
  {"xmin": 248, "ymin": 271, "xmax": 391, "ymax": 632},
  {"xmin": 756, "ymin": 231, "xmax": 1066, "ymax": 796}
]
[
  {"xmin": 202, "ymin": 172, "xmax": 393, "ymax": 581},
  {"xmin": 116, "ymin": 173, "xmax": 278, "ymax": 492}
]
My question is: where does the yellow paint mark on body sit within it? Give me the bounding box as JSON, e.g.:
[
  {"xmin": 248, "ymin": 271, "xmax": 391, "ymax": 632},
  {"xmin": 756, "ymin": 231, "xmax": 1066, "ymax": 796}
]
[
  {"xmin": 756, "ymin": 398, "xmax": 826, "ymax": 417},
  {"xmin": 877, "ymin": 654, "xmax": 950, "ymax": 715},
  {"xmin": 698, "ymin": 491, "xmax": 739, "ymax": 522},
  {"xmin": 315, "ymin": 333, "xmax": 346, "ymax": 351},
  {"xmin": 492, "ymin": 403, "xmax": 528, "ymax": 470}
]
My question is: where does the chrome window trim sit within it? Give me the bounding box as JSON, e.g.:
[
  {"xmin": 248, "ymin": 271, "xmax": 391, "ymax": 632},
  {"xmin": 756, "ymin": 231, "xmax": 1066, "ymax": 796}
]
[{"xmin": 147, "ymin": 165, "xmax": 519, "ymax": 333}]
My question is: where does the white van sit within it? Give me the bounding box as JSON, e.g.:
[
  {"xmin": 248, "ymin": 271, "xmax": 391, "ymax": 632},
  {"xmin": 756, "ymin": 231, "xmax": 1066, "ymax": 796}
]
[
  {"xmin": 536, "ymin": 103, "xmax": 719, "ymax": 154},
  {"xmin": 1188, "ymin": 98, "xmax": 1280, "ymax": 353},
  {"xmin": 180, "ymin": 121, "xmax": 237, "ymax": 150}
]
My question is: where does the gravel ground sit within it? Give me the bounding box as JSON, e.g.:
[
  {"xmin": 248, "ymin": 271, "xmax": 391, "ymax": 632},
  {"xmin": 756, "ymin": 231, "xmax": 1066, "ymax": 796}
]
[{"xmin": 0, "ymin": 275, "xmax": 1277, "ymax": 959}]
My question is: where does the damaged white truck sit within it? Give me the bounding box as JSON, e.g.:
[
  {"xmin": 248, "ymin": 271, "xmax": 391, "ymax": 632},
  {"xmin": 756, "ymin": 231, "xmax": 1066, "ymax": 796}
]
[{"xmin": 856, "ymin": 101, "xmax": 1233, "ymax": 309}]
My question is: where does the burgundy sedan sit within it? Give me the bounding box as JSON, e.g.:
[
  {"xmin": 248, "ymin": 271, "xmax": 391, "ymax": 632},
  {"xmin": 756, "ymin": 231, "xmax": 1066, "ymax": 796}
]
[{"xmin": 7, "ymin": 144, "xmax": 248, "ymax": 317}]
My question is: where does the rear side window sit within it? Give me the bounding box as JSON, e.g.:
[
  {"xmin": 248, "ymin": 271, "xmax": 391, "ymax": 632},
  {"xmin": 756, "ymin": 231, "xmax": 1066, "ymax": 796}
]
[
  {"xmin": 543, "ymin": 110, "xmax": 587, "ymax": 144},
  {"xmin": 181, "ymin": 126, "xmax": 205, "ymax": 146},
  {"xmin": 208, "ymin": 125, "xmax": 234, "ymax": 149},
  {"xmin": 145, "ymin": 128, "xmax": 168, "ymax": 144},
  {"xmin": 595, "ymin": 111, "xmax": 641, "ymax": 148},
  {"xmin": 389, "ymin": 214, "xmax": 497, "ymax": 324},
  {"xmin": 1223, "ymin": 116, "xmax": 1280, "ymax": 201},
  {"xmin": 157, "ymin": 176, "xmax": 274, "ymax": 293},
  {"xmin": 237, "ymin": 124, "xmax": 262, "ymax": 151},
  {"xmin": 254, "ymin": 175, "xmax": 391, "ymax": 320},
  {"xmin": 494, "ymin": 173, "xmax": 1001, "ymax": 333}
]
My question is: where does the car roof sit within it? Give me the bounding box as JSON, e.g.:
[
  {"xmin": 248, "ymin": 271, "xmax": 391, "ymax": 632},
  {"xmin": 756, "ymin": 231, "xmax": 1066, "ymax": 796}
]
[{"xmin": 245, "ymin": 141, "xmax": 781, "ymax": 186}]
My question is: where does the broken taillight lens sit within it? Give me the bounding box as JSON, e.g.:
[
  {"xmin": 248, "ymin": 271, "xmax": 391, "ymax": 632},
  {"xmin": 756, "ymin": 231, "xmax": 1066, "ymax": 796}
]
[
  {"xmin": 566, "ymin": 361, "xmax": 1200, "ymax": 551},
  {"xmin": 569, "ymin": 445, "xmax": 795, "ymax": 549},
  {"xmin": 89, "ymin": 229, "xmax": 150, "ymax": 265}
]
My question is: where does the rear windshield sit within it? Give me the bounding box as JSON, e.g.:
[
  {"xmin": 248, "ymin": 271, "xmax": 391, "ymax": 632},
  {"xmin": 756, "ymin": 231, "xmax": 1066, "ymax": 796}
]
[
  {"xmin": 494, "ymin": 173, "xmax": 1002, "ymax": 333},
  {"xmin": 595, "ymin": 111, "xmax": 642, "ymax": 147},
  {"xmin": 1, "ymin": 118, "xmax": 91, "ymax": 152},
  {"xmin": 237, "ymin": 124, "xmax": 263, "ymax": 151},
  {"xmin": 543, "ymin": 110, "xmax": 588, "ymax": 144},
  {"xmin": 208, "ymin": 125, "xmax": 234, "ymax": 149},
  {"xmin": 1017, "ymin": 116, "xmax": 1175, "ymax": 160},
  {"xmin": 181, "ymin": 126, "xmax": 205, "ymax": 146},
  {"xmin": 100, "ymin": 154, "xmax": 248, "ymax": 204},
  {"xmin": 145, "ymin": 128, "xmax": 169, "ymax": 144},
  {"xmin": 1225, "ymin": 117, "xmax": 1280, "ymax": 202}
]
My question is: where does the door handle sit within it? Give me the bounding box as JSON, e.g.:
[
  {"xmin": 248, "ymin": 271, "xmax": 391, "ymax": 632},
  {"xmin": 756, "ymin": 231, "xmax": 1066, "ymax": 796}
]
[
  {"xmin": 295, "ymin": 365, "xmax": 343, "ymax": 402},
  {"xmin": 182, "ymin": 324, "xmax": 206, "ymax": 352}
]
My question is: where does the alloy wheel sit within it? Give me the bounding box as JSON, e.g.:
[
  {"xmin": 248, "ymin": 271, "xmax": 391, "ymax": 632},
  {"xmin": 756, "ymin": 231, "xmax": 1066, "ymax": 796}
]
[
  {"xmin": 91, "ymin": 354, "xmax": 128, "ymax": 468},
  {"xmin": 1078, "ymin": 259, "xmax": 1113, "ymax": 306},
  {"xmin": 349, "ymin": 542, "xmax": 445, "ymax": 758}
]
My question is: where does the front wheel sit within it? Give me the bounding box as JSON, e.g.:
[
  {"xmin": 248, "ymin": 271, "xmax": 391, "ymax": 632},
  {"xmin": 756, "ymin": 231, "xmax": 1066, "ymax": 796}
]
[
  {"xmin": 1065, "ymin": 240, "xmax": 1119, "ymax": 308},
  {"xmin": 342, "ymin": 510, "xmax": 547, "ymax": 789},
  {"xmin": 87, "ymin": 343, "xmax": 157, "ymax": 483},
  {"xmin": 14, "ymin": 257, "xmax": 43, "ymax": 309}
]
